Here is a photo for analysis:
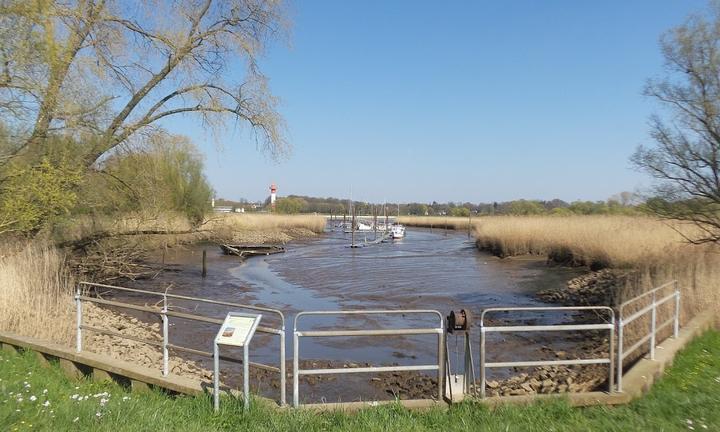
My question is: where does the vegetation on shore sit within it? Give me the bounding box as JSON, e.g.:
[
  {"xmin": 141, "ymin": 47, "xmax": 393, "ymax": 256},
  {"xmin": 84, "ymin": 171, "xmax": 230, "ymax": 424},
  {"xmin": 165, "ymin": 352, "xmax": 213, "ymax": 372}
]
[{"xmin": 1, "ymin": 329, "xmax": 718, "ymax": 431}]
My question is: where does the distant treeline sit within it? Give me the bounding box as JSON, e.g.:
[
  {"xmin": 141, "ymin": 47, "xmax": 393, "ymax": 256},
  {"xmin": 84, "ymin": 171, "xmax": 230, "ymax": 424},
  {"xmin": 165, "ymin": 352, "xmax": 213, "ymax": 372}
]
[{"xmin": 228, "ymin": 193, "xmax": 644, "ymax": 216}]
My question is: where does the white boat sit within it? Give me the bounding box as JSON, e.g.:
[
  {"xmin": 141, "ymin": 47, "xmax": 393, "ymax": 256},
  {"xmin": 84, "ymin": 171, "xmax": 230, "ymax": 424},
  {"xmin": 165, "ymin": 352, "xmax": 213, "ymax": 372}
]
[
  {"xmin": 391, "ymin": 224, "xmax": 405, "ymax": 239},
  {"xmin": 356, "ymin": 221, "xmax": 373, "ymax": 231}
]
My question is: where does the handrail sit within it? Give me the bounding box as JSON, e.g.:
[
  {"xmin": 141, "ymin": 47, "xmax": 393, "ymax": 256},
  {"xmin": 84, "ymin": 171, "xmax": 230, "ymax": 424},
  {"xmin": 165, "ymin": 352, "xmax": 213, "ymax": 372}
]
[
  {"xmin": 479, "ymin": 306, "xmax": 615, "ymax": 398},
  {"xmin": 75, "ymin": 281, "xmax": 287, "ymax": 405},
  {"xmin": 79, "ymin": 281, "xmax": 285, "ymax": 326},
  {"xmin": 292, "ymin": 309, "xmax": 445, "ymax": 407},
  {"xmin": 616, "ymin": 280, "xmax": 680, "ymax": 392}
]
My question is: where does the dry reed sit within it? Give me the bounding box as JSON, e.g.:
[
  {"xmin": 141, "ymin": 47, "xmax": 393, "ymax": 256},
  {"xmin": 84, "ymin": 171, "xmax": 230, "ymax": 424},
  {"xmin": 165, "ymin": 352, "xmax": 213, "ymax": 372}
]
[
  {"xmin": 398, "ymin": 216, "xmax": 473, "ymax": 231},
  {"xmin": 472, "ymin": 215, "xmax": 720, "ymax": 320},
  {"xmin": 203, "ymin": 213, "xmax": 326, "ymax": 235},
  {"xmin": 0, "ymin": 243, "xmax": 75, "ymax": 344}
]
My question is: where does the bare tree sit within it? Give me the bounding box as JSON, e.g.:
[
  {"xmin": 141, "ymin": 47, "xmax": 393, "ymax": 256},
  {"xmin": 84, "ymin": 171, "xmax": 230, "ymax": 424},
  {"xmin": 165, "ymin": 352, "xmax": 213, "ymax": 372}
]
[
  {"xmin": 0, "ymin": 0, "xmax": 288, "ymax": 166},
  {"xmin": 632, "ymin": 3, "xmax": 720, "ymax": 244}
]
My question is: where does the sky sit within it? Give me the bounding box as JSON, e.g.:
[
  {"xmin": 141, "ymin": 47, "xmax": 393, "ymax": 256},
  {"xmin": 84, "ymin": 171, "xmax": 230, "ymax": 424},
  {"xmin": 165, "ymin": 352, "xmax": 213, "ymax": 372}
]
[{"xmin": 163, "ymin": 0, "xmax": 709, "ymax": 204}]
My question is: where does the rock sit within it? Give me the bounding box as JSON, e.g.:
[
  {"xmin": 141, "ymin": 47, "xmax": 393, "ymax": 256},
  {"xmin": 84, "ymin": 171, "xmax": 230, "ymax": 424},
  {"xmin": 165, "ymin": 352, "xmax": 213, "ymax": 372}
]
[{"xmin": 487, "ymin": 380, "xmax": 500, "ymax": 389}]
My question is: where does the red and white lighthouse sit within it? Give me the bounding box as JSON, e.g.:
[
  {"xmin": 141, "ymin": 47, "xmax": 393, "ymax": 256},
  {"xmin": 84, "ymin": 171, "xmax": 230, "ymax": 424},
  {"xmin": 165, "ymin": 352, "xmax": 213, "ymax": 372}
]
[{"xmin": 270, "ymin": 183, "xmax": 277, "ymax": 209}]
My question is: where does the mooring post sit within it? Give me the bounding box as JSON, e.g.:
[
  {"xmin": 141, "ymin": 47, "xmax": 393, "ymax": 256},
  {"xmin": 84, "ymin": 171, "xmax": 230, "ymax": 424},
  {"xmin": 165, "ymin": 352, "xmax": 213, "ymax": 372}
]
[
  {"xmin": 75, "ymin": 285, "xmax": 82, "ymax": 353},
  {"xmin": 202, "ymin": 249, "xmax": 207, "ymax": 278}
]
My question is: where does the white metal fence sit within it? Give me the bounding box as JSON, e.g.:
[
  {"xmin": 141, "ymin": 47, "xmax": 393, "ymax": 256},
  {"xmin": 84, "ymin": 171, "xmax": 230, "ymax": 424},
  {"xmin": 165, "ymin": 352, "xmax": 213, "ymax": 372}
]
[
  {"xmin": 75, "ymin": 281, "xmax": 288, "ymax": 405},
  {"xmin": 75, "ymin": 279, "xmax": 683, "ymax": 405},
  {"xmin": 292, "ymin": 309, "xmax": 445, "ymax": 407},
  {"xmin": 478, "ymin": 306, "xmax": 616, "ymax": 398},
  {"xmin": 616, "ymin": 280, "xmax": 680, "ymax": 392}
]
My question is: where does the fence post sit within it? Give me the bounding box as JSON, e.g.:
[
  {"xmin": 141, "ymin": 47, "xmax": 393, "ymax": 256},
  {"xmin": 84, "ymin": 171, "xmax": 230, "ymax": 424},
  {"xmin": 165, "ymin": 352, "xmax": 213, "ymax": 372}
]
[
  {"xmin": 479, "ymin": 326, "xmax": 486, "ymax": 398},
  {"xmin": 293, "ymin": 331, "xmax": 300, "ymax": 407},
  {"xmin": 280, "ymin": 327, "xmax": 286, "ymax": 406},
  {"xmin": 161, "ymin": 294, "xmax": 169, "ymax": 376},
  {"xmin": 617, "ymin": 317, "xmax": 623, "ymax": 392},
  {"xmin": 674, "ymin": 281, "xmax": 680, "ymax": 339},
  {"xmin": 437, "ymin": 330, "xmax": 446, "ymax": 401},
  {"xmin": 75, "ymin": 285, "xmax": 82, "ymax": 353},
  {"xmin": 608, "ymin": 314, "xmax": 615, "ymax": 393},
  {"xmin": 650, "ymin": 291, "xmax": 656, "ymax": 360}
]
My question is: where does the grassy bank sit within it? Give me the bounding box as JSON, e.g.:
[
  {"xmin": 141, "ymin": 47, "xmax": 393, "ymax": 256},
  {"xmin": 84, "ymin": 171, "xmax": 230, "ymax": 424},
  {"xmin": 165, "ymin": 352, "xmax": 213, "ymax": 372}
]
[{"xmin": 1, "ymin": 330, "xmax": 718, "ymax": 431}]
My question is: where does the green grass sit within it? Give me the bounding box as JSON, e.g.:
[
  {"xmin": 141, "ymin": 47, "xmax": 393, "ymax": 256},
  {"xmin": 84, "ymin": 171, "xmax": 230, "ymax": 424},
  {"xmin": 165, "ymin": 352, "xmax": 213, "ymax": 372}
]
[{"xmin": 2, "ymin": 331, "xmax": 720, "ymax": 431}]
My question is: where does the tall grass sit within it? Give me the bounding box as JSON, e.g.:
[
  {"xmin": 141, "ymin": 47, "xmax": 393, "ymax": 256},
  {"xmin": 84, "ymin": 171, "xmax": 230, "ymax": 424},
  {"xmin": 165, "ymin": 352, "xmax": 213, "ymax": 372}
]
[
  {"xmin": 0, "ymin": 243, "xmax": 75, "ymax": 344},
  {"xmin": 204, "ymin": 213, "xmax": 326, "ymax": 236},
  {"xmin": 472, "ymin": 215, "xmax": 720, "ymax": 319},
  {"xmin": 398, "ymin": 216, "xmax": 472, "ymax": 230}
]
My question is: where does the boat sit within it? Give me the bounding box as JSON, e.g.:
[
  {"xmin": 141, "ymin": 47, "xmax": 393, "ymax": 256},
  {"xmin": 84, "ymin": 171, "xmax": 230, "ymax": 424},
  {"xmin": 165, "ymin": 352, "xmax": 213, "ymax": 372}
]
[
  {"xmin": 390, "ymin": 224, "xmax": 406, "ymax": 239},
  {"xmin": 219, "ymin": 244, "xmax": 286, "ymax": 257}
]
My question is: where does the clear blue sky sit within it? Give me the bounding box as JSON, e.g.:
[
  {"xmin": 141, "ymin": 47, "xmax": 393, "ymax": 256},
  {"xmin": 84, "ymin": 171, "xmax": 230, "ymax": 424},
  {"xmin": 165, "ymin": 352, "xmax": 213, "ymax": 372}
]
[{"xmin": 164, "ymin": 0, "xmax": 708, "ymax": 204}]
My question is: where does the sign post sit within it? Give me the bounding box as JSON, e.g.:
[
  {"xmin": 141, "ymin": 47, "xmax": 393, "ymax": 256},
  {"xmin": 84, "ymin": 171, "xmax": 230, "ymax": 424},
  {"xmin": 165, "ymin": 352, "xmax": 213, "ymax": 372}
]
[{"xmin": 213, "ymin": 312, "xmax": 262, "ymax": 412}]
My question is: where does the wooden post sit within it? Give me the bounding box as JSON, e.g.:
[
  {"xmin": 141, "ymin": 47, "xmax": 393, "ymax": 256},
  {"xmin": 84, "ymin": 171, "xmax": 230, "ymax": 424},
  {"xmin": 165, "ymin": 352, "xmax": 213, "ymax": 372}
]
[
  {"xmin": 468, "ymin": 215, "xmax": 472, "ymax": 238},
  {"xmin": 445, "ymin": 217, "xmax": 448, "ymax": 236},
  {"xmin": 202, "ymin": 249, "xmax": 207, "ymax": 278}
]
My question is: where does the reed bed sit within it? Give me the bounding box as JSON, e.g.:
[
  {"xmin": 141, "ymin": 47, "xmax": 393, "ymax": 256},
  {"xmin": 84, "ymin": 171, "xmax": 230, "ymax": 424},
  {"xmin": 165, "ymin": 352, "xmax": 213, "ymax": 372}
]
[
  {"xmin": 398, "ymin": 216, "xmax": 473, "ymax": 231},
  {"xmin": 0, "ymin": 243, "xmax": 75, "ymax": 344},
  {"xmin": 472, "ymin": 215, "xmax": 720, "ymax": 319},
  {"xmin": 204, "ymin": 213, "xmax": 326, "ymax": 234}
]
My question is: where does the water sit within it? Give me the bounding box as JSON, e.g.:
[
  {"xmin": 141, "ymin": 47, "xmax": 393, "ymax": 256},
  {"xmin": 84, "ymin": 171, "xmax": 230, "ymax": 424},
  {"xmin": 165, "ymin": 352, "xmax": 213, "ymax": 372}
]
[{"xmin": 114, "ymin": 226, "xmax": 584, "ymax": 402}]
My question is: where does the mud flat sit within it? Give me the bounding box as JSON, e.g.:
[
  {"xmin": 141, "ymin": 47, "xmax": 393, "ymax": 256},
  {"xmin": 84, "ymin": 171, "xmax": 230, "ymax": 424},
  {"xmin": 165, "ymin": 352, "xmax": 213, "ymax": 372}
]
[{"xmin": 84, "ymin": 227, "xmax": 614, "ymax": 403}]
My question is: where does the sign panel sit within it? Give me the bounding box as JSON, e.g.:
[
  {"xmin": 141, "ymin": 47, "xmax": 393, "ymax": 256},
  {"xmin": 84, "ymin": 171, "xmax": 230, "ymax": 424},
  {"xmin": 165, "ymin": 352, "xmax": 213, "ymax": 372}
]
[{"xmin": 215, "ymin": 312, "xmax": 262, "ymax": 347}]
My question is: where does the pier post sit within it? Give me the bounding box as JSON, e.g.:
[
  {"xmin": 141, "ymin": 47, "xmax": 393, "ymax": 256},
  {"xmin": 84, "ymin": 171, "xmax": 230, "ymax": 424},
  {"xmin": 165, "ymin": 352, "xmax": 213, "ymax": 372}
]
[{"xmin": 202, "ymin": 249, "xmax": 207, "ymax": 278}]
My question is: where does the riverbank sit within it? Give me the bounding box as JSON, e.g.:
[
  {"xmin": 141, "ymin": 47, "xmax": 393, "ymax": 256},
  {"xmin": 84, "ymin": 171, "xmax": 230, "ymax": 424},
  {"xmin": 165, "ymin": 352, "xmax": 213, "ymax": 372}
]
[
  {"xmin": 0, "ymin": 213, "xmax": 326, "ymax": 350},
  {"xmin": 2, "ymin": 329, "xmax": 718, "ymax": 431}
]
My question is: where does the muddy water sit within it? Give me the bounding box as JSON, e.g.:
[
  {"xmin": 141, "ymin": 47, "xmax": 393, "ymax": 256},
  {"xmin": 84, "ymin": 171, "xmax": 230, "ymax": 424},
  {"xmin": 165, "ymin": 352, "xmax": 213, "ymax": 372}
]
[{"xmin": 113, "ymin": 227, "xmax": 585, "ymax": 402}]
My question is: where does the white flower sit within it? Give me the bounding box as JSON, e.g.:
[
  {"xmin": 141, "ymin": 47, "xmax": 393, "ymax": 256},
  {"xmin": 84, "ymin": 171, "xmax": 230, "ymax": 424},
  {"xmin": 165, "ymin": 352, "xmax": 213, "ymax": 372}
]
[
  {"xmin": 29, "ymin": 395, "xmax": 37, "ymax": 402},
  {"xmin": 100, "ymin": 398, "xmax": 108, "ymax": 406},
  {"xmin": 73, "ymin": 417, "xmax": 79, "ymax": 423},
  {"xmin": 42, "ymin": 401, "xmax": 50, "ymax": 407},
  {"xmin": 96, "ymin": 412, "xmax": 102, "ymax": 417},
  {"xmin": 71, "ymin": 394, "xmax": 79, "ymax": 400},
  {"xmin": 687, "ymin": 420, "xmax": 694, "ymax": 425},
  {"xmin": 122, "ymin": 396, "xmax": 130, "ymax": 401},
  {"xmin": 42, "ymin": 389, "xmax": 47, "ymax": 394}
]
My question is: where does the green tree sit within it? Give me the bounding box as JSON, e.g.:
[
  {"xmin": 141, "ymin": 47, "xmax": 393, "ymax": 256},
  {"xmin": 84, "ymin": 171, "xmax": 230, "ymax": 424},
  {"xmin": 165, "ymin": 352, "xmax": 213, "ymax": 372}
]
[
  {"xmin": 274, "ymin": 197, "xmax": 306, "ymax": 214},
  {"xmin": 0, "ymin": 157, "xmax": 82, "ymax": 234},
  {"xmin": 507, "ymin": 200, "xmax": 545, "ymax": 215},
  {"xmin": 450, "ymin": 207, "xmax": 470, "ymax": 217}
]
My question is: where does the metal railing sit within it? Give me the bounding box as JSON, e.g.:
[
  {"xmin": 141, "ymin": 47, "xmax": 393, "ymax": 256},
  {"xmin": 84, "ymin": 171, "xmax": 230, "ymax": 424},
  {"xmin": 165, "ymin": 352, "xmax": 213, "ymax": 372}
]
[
  {"xmin": 75, "ymin": 281, "xmax": 288, "ymax": 405},
  {"xmin": 616, "ymin": 280, "xmax": 680, "ymax": 392},
  {"xmin": 292, "ymin": 309, "xmax": 445, "ymax": 407},
  {"xmin": 479, "ymin": 306, "xmax": 616, "ymax": 398}
]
